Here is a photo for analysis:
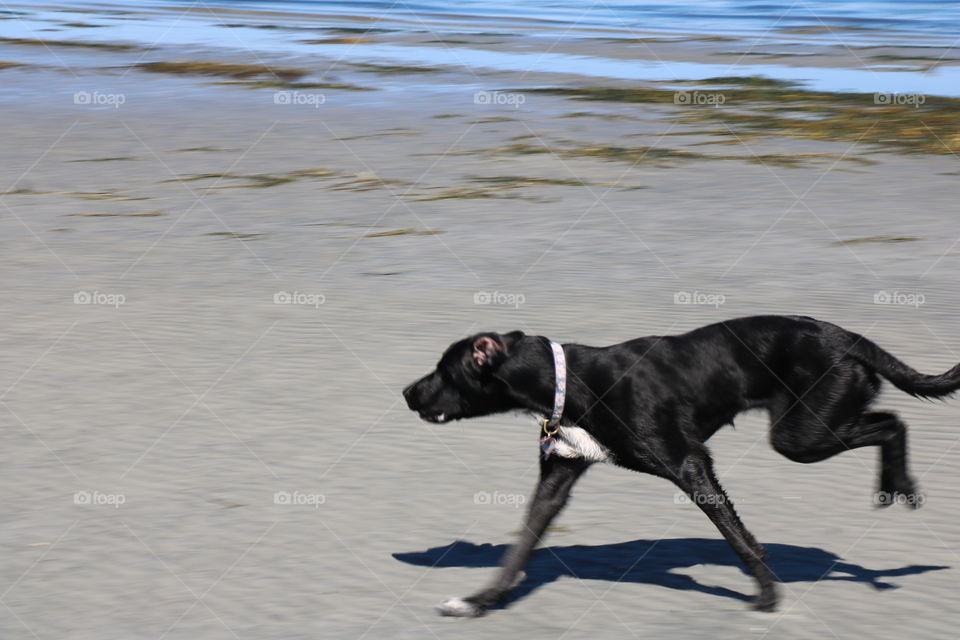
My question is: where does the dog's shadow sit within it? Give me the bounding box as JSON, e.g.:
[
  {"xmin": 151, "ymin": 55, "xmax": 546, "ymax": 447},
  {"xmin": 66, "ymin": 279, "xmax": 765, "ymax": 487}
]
[{"xmin": 393, "ymin": 538, "xmax": 948, "ymax": 607}]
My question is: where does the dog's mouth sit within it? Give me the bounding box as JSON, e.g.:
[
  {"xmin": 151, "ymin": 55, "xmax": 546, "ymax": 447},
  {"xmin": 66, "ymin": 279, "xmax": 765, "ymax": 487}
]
[{"xmin": 420, "ymin": 411, "xmax": 454, "ymax": 424}]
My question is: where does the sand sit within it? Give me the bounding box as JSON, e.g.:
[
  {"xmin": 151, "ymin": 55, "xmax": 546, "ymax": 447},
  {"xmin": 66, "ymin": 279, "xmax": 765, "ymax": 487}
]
[{"xmin": 0, "ymin": 5, "xmax": 959, "ymax": 638}]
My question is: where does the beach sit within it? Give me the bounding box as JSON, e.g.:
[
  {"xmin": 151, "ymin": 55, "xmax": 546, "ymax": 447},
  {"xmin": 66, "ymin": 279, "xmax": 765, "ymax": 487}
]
[{"xmin": 1, "ymin": 2, "xmax": 959, "ymax": 638}]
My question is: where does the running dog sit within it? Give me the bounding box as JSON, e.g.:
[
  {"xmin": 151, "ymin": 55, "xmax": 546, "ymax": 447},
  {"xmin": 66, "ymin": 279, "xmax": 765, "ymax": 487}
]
[{"xmin": 403, "ymin": 315, "xmax": 957, "ymax": 617}]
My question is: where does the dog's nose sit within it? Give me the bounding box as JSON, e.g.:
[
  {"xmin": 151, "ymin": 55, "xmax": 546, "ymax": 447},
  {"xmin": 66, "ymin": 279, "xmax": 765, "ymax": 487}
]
[{"xmin": 402, "ymin": 383, "xmax": 416, "ymax": 408}]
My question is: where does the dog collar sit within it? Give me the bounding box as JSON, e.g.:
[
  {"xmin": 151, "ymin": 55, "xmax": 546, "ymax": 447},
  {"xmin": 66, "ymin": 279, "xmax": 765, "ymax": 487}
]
[{"xmin": 542, "ymin": 340, "xmax": 566, "ymax": 434}]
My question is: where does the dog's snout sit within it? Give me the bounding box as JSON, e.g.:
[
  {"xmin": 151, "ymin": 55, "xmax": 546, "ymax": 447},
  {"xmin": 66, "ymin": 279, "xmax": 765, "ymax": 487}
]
[{"xmin": 402, "ymin": 382, "xmax": 418, "ymax": 409}]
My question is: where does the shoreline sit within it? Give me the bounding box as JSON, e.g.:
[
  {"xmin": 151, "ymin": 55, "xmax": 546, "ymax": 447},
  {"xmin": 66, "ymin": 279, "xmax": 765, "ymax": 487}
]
[{"xmin": 3, "ymin": 2, "xmax": 960, "ymax": 97}]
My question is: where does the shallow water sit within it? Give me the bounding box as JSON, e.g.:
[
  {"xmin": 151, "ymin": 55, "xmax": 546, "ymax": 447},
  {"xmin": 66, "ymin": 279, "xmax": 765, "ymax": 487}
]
[
  {"xmin": 282, "ymin": 42, "xmax": 960, "ymax": 96},
  {"xmin": 3, "ymin": 1, "xmax": 960, "ymax": 96}
]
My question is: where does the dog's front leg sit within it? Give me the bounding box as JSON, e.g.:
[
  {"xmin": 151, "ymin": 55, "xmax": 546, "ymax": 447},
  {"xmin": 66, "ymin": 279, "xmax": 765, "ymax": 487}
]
[
  {"xmin": 677, "ymin": 448, "xmax": 779, "ymax": 611},
  {"xmin": 437, "ymin": 456, "xmax": 590, "ymax": 617}
]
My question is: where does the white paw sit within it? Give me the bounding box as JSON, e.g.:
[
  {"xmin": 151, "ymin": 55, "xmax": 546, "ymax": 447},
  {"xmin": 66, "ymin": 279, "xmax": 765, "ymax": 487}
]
[{"xmin": 436, "ymin": 597, "xmax": 484, "ymax": 617}]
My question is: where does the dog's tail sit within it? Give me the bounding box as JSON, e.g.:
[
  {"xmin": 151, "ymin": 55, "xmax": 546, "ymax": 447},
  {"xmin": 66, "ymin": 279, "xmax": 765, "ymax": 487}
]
[{"xmin": 847, "ymin": 333, "xmax": 960, "ymax": 399}]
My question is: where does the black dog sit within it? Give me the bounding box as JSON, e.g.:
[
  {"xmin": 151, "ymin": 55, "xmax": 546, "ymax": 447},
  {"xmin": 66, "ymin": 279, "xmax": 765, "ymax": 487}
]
[{"xmin": 403, "ymin": 315, "xmax": 960, "ymax": 617}]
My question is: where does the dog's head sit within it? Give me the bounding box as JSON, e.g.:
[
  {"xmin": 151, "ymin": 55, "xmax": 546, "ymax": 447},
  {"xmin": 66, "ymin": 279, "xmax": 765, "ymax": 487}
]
[{"xmin": 402, "ymin": 331, "xmax": 533, "ymax": 424}]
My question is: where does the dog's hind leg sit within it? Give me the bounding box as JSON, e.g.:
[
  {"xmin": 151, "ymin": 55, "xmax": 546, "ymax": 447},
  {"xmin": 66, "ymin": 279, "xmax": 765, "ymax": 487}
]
[
  {"xmin": 675, "ymin": 446, "xmax": 779, "ymax": 611},
  {"xmin": 771, "ymin": 408, "xmax": 921, "ymax": 507},
  {"xmin": 437, "ymin": 456, "xmax": 590, "ymax": 617},
  {"xmin": 870, "ymin": 412, "xmax": 921, "ymax": 507}
]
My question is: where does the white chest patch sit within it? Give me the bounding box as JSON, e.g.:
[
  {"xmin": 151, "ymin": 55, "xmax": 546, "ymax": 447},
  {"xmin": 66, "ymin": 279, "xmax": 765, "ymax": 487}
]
[{"xmin": 554, "ymin": 426, "xmax": 611, "ymax": 463}]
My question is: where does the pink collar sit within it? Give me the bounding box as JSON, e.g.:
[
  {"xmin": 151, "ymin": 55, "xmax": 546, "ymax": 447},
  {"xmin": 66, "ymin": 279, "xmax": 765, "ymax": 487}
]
[{"xmin": 542, "ymin": 340, "xmax": 566, "ymax": 432}]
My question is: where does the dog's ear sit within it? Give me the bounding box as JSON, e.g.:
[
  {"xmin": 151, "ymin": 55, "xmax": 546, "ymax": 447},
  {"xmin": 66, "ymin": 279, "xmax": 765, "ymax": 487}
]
[
  {"xmin": 472, "ymin": 331, "xmax": 525, "ymax": 368},
  {"xmin": 472, "ymin": 335, "xmax": 504, "ymax": 367}
]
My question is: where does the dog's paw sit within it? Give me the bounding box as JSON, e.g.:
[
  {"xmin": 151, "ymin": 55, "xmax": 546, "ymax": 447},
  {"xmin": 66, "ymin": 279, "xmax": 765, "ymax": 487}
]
[
  {"xmin": 751, "ymin": 588, "xmax": 778, "ymax": 612},
  {"xmin": 752, "ymin": 599, "xmax": 778, "ymax": 613},
  {"xmin": 436, "ymin": 597, "xmax": 486, "ymax": 618}
]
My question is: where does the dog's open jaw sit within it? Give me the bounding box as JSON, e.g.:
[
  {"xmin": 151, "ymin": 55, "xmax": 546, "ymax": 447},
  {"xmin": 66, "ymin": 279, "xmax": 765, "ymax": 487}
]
[{"xmin": 420, "ymin": 410, "xmax": 469, "ymax": 424}]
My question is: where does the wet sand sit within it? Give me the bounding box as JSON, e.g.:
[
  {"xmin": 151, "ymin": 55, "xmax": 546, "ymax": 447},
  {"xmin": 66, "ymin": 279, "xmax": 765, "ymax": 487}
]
[{"xmin": 1, "ymin": 6, "xmax": 959, "ymax": 639}]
